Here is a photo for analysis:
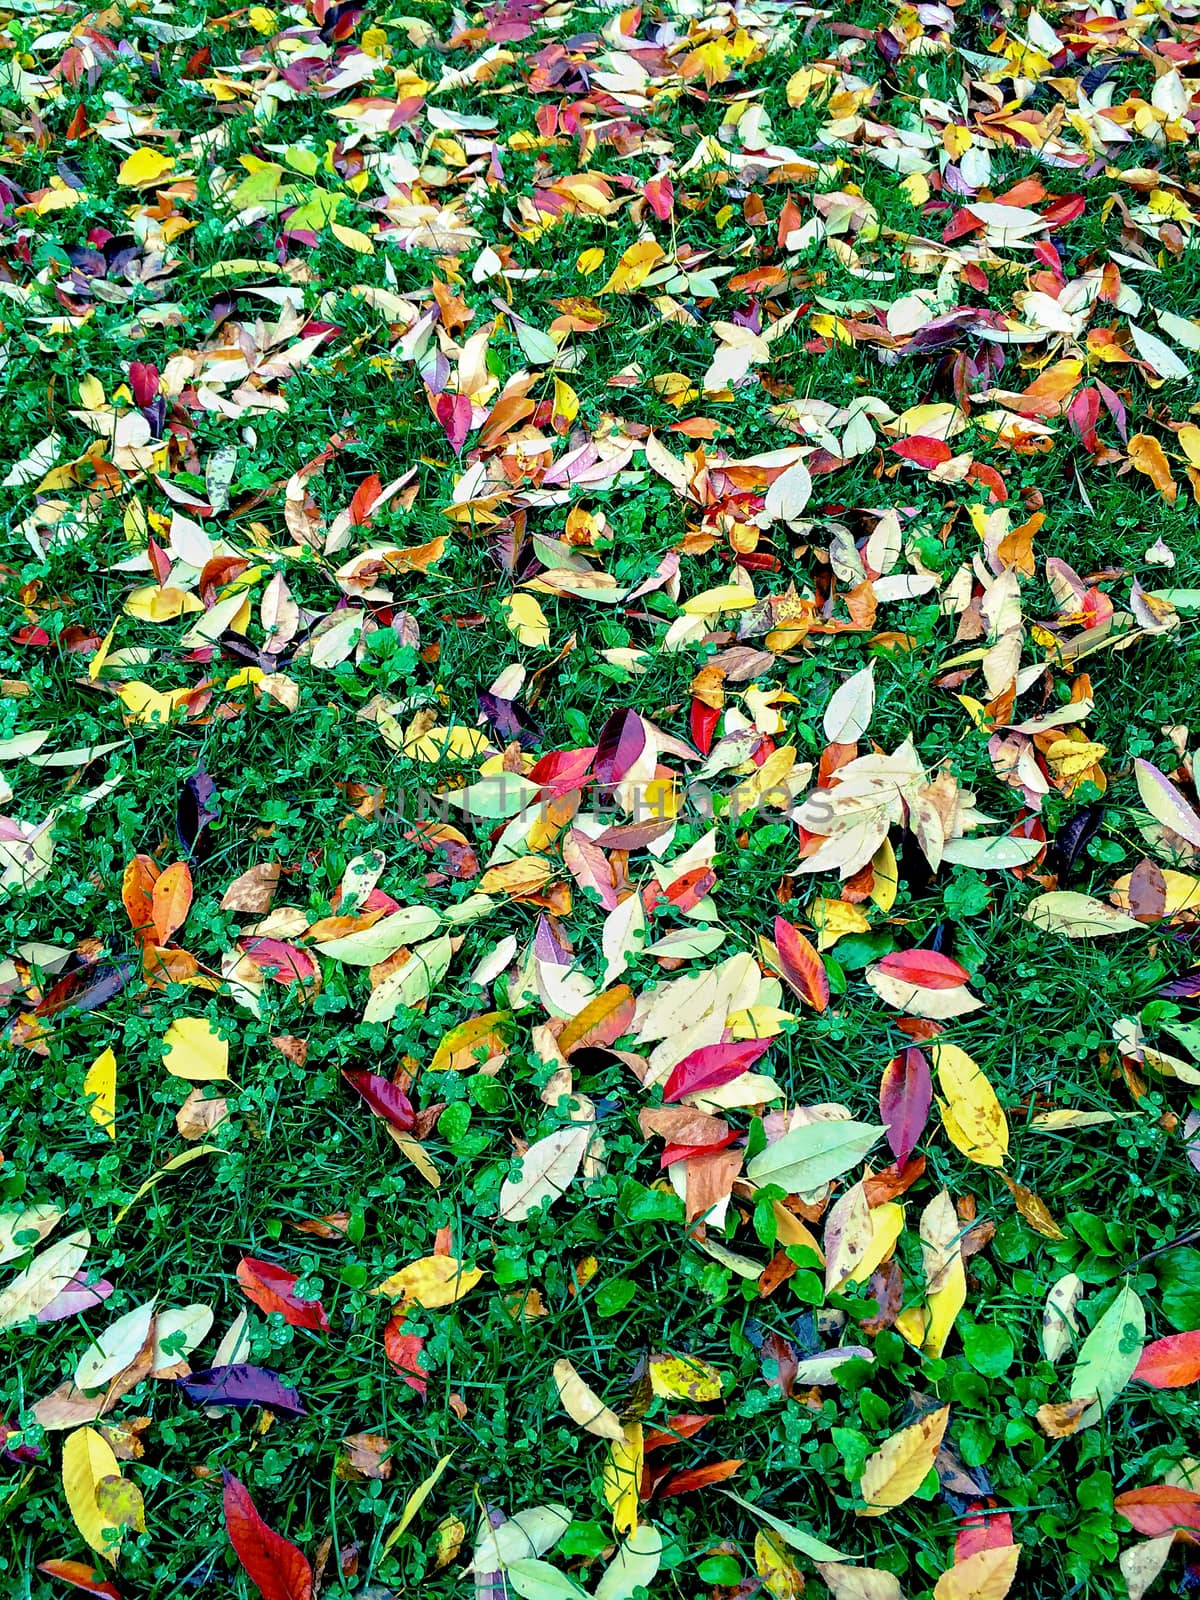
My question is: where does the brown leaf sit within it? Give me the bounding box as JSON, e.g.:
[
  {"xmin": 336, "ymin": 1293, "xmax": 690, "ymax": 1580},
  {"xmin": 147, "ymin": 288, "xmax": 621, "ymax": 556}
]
[{"xmin": 221, "ymin": 863, "xmax": 280, "ymax": 915}]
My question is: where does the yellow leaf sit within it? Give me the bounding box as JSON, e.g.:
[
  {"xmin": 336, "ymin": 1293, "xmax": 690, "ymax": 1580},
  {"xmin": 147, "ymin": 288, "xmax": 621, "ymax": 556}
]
[
  {"xmin": 576, "ymin": 247, "xmax": 605, "ymax": 275},
  {"xmin": 248, "ymin": 5, "xmax": 277, "ymax": 31},
  {"xmin": 162, "ymin": 1018, "xmax": 229, "ymax": 1082},
  {"xmin": 869, "ymin": 838, "xmax": 898, "ymax": 912},
  {"xmin": 919, "ymin": 1190, "xmax": 967, "ymax": 1358},
  {"xmin": 62, "ymin": 1427, "xmax": 124, "ymax": 1562},
  {"xmin": 373, "ymin": 1255, "xmax": 484, "ymax": 1306},
  {"xmin": 598, "ymin": 239, "xmax": 665, "ymax": 296},
  {"xmin": 811, "ymin": 898, "xmax": 871, "ymax": 952},
  {"xmin": 932, "ymin": 1545, "xmax": 1021, "ymax": 1600},
  {"xmin": 603, "ymin": 1422, "xmax": 643, "ymax": 1535},
  {"xmin": 844, "ymin": 1202, "xmax": 905, "ymax": 1287},
  {"xmin": 123, "ymin": 586, "xmax": 204, "ymax": 622},
  {"xmin": 1177, "ymin": 422, "xmax": 1200, "ymax": 467},
  {"xmin": 552, "ymin": 378, "xmax": 579, "ymax": 426},
  {"xmin": 331, "ymin": 222, "xmax": 375, "ymax": 254},
  {"xmin": 79, "ymin": 374, "xmax": 106, "ymax": 411},
  {"xmin": 116, "ymin": 682, "xmax": 192, "ymax": 727},
  {"xmin": 114, "ymin": 1146, "xmax": 221, "ymax": 1223},
  {"xmin": 858, "ymin": 1406, "xmax": 949, "ymax": 1516},
  {"xmin": 83, "ymin": 1047, "xmax": 116, "ymax": 1140},
  {"xmin": 934, "ymin": 1042, "xmax": 1008, "ymax": 1168},
  {"xmin": 118, "ymin": 147, "xmax": 176, "ymax": 187},
  {"xmin": 682, "ymin": 584, "xmax": 757, "ymax": 617},
  {"xmin": 88, "ymin": 619, "xmax": 119, "ymax": 683},
  {"xmin": 430, "ymin": 1011, "xmax": 513, "ymax": 1073},
  {"xmin": 400, "ymin": 725, "xmax": 490, "ymax": 764},
  {"xmin": 504, "ymin": 593, "xmax": 551, "ymax": 648},
  {"xmin": 384, "ymin": 1125, "xmax": 442, "ymax": 1189},
  {"xmin": 755, "ymin": 1531, "xmax": 805, "ymax": 1600},
  {"xmin": 382, "ymin": 1452, "xmax": 454, "ymax": 1552},
  {"xmin": 648, "ymin": 1353, "xmax": 724, "ymax": 1401}
]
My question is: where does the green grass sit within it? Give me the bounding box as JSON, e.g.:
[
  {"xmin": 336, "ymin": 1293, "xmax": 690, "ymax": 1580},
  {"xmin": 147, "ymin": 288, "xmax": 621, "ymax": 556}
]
[{"xmin": 2, "ymin": 0, "xmax": 1200, "ymax": 1597}]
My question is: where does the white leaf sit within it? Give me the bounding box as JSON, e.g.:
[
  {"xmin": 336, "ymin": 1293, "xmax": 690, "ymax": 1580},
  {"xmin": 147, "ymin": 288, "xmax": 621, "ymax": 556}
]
[
  {"xmin": 1130, "ymin": 323, "xmax": 1190, "ymax": 381},
  {"xmin": 1134, "ymin": 758, "xmax": 1200, "ymax": 847},
  {"xmin": 594, "ymin": 1525, "xmax": 664, "ymax": 1600},
  {"xmin": 362, "ymin": 934, "xmax": 453, "ymax": 1023},
  {"xmin": 1157, "ymin": 308, "xmax": 1200, "ymax": 352},
  {"xmin": 498, "ymin": 1124, "xmax": 594, "ymax": 1222},
  {"xmin": 823, "ymin": 663, "xmax": 876, "ymax": 744},
  {"xmin": 0, "ymin": 1231, "xmax": 90, "ymax": 1329},
  {"xmin": 505, "ymin": 1560, "xmax": 589, "ymax": 1600},
  {"xmin": 762, "ymin": 459, "xmax": 812, "ymax": 526},
  {"xmin": 1042, "ymin": 1273, "xmax": 1083, "ymax": 1365},
  {"xmin": 940, "ymin": 835, "xmax": 1045, "ymax": 870},
  {"xmin": 473, "ymin": 1505, "xmax": 573, "ymax": 1571},
  {"xmin": 75, "ymin": 1298, "xmax": 157, "ymax": 1390}
]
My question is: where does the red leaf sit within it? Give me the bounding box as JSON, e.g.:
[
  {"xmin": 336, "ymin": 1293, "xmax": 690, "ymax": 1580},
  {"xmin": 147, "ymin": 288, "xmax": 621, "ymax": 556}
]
[
  {"xmin": 690, "ymin": 698, "xmax": 719, "ymax": 757},
  {"xmin": 128, "ymin": 362, "xmax": 160, "ymax": 409},
  {"xmin": 384, "ymin": 1312, "xmax": 428, "ymax": 1398},
  {"xmin": 1134, "ymin": 1331, "xmax": 1200, "ymax": 1388},
  {"xmin": 432, "ymin": 391, "xmax": 473, "ymax": 453},
  {"xmin": 342, "ymin": 1068, "xmax": 415, "ymax": 1131},
  {"xmin": 660, "ymin": 1131, "xmax": 741, "ymax": 1168},
  {"xmin": 662, "ymin": 1037, "xmax": 773, "ymax": 1103},
  {"xmin": 878, "ymin": 1047, "xmax": 932, "ymax": 1166},
  {"xmin": 955, "ymin": 1501, "xmax": 1015, "ymax": 1563},
  {"xmin": 876, "ymin": 949, "xmax": 970, "ymax": 989},
  {"xmin": 527, "ymin": 745, "xmax": 595, "ymax": 797},
  {"xmin": 1115, "ymin": 1484, "xmax": 1200, "ymax": 1536},
  {"xmin": 222, "ymin": 1472, "xmax": 314, "ymax": 1600},
  {"xmin": 236, "ymin": 1258, "xmax": 330, "ymax": 1332},
  {"xmin": 36, "ymin": 1562, "xmax": 122, "ymax": 1600},
  {"xmin": 663, "ymin": 866, "xmax": 716, "ymax": 912},
  {"xmin": 656, "ymin": 1459, "xmax": 743, "ymax": 1497},
  {"xmin": 773, "ymin": 916, "xmax": 829, "ymax": 1011},
  {"xmin": 891, "ymin": 436, "xmax": 951, "ymax": 469}
]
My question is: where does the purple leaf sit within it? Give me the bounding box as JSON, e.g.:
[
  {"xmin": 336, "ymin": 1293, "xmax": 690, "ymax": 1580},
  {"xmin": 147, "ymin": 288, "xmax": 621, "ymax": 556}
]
[
  {"xmin": 177, "ymin": 1364, "xmax": 306, "ymax": 1418},
  {"xmin": 879, "ymin": 1046, "xmax": 932, "ymax": 1166},
  {"xmin": 1160, "ymin": 974, "xmax": 1200, "ymax": 998},
  {"xmin": 177, "ymin": 760, "xmax": 219, "ymax": 861},
  {"xmin": 477, "ymin": 691, "xmax": 542, "ymax": 750},
  {"xmin": 594, "ymin": 709, "xmax": 646, "ymax": 788}
]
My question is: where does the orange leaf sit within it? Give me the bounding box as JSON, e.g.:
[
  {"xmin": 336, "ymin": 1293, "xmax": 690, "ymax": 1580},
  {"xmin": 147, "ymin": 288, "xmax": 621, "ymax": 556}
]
[
  {"xmin": 151, "ymin": 861, "xmax": 193, "ymax": 947},
  {"xmin": 772, "ymin": 916, "xmax": 829, "ymax": 1010},
  {"xmin": 122, "ymin": 855, "xmax": 160, "ymax": 947},
  {"xmin": 1127, "ymin": 433, "xmax": 1177, "ymax": 505},
  {"xmin": 657, "ymin": 1459, "xmax": 743, "ymax": 1497},
  {"xmin": 558, "ymin": 985, "xmax": 636, "ymax": 1056}
]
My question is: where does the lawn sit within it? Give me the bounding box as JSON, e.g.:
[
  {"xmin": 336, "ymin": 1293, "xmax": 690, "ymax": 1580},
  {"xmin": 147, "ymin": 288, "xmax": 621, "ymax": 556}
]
[{"xmin": 2, "ymin": 0, "xmax": 1200, "ymax": 1597}]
